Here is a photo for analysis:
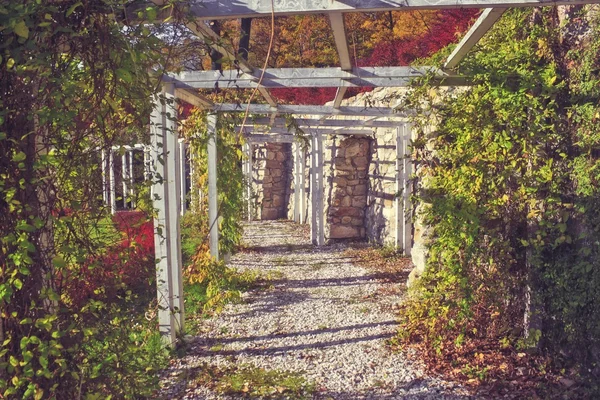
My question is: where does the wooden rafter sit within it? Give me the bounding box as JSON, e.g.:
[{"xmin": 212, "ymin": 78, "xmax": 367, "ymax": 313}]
[
  {"xmin": 187, "ymin": 0, "xmax": 597, "ymax": 20},
  {"xmin": 444, "ymin": 8, "xmax": 507, "ymax": 70}
]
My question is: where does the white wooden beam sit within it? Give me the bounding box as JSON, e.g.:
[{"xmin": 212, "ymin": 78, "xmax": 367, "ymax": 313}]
[
  {"xmin": 444, "ymin": 8, "xmax": 506, "ymax": 70},
  {"xmin": 170, "ymin": 66, "xmax": 465, "ymax": 89},
  {"xmin": 329, "ymin": 12, "xmax": 352, "ymax": 108},
  {"xmin": 329, "ymin": 12, "xmax": 352, "ymax": 70},
  {"xmin": 246, "ymin": 134, "xmax": 295, "ymax": 144},
  {"xmin": 207, "ymin": 113, "xmax": 219, "ymax": 260},
  {"xmin": 174, "ymin": 88, "xmax": 213, "ymax": 109},
  {"xmin": 243, "ymin": 126, "xmax": 374, "ymax": 135},
  {"xmin": 246, "ymin": 117, "xmax": 404, "ymax": 128},
  {"xmin": 186, "ymin": 0, "xmax": 600, "ymax": 20},
  {"xmin": 216, "ymin": 104, "xmax": 409, "ymax": 117}
]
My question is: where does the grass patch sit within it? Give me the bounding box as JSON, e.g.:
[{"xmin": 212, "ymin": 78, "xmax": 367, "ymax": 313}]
[{"xmin": 193, "ymin": 363, "xmax": 315, "ymax": 399}]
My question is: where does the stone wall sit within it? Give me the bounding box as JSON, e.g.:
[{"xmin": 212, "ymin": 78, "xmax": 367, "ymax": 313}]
[
  {"xmin": 252, "ymin": 142, "xmax": 292, "ymax": 220},
  {"xmin": 324, "ymin": 136, "xmax": 370, "ymax": 240}
]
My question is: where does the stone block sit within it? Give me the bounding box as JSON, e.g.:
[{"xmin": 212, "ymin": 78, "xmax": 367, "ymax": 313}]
[
  {"xmin": 341, "ymin": 196, "xmax": 352, "ymax": 207},
  {"xmin": 353, "ymin": 186, "xmax": 367, "ymax": 196},
  {"xmin": 351, "ymin": 217, "xmax": 363, "ymax": 226},
  {"xmin": 329, "ymin": 225, "xmax": 360, "ymax": 239},
  {"xmin": 262, "ymin": 208, "xmax": 280, "ymax": 220},
  {"xmin": 341, "ymin": 216, "xmax": 352, "ymax": 224},
  {"xmin": 352, "ymin": 198, "xmax": 367, "ymax": 208},
  {"xmin": 353, "ymin": 156, "xmax": 369, "ymax": 167},
  {"xmin": 345, "ymin": 141, "xmax": 362, "ymax": 158}
]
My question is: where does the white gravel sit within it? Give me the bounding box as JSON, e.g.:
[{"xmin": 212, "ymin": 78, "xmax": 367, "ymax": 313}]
[{"xmin": 159, "ymin": 220, "xmax": 476, "ymax": 399}]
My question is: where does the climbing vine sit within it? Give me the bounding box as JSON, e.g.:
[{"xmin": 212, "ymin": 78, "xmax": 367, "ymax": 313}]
[
  {"xmin": 179, "ymin": 110, "xmax": 250, "ymax": 312},
  {"xmin": 398, "ymin": 6, "xmax": 600, "ymax": 388},
  {"xmin": 0, "ymin": 1, "xmax": 186, "ymax": 397}
]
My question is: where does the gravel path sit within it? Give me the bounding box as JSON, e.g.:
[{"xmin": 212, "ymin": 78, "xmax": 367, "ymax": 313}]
[{"xmin": 159, "ymin": 220, "xmax": 475, "ymax": 399}]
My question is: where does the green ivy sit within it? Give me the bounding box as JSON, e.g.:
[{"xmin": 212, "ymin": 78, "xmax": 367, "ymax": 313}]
[{"xmin": 400, "ymin": 6, "xmax": 600, "ymax": 378}]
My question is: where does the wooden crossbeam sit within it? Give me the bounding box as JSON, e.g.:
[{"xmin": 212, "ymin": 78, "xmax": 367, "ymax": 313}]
[
  {"xmin": 246, "ymin": 117, "xmax": 405, "ymax": 127},
  {"xmin": 444, "ymin": 8, "xmax": 507, "ymax": 70},
  {"xmin": 328, "ymin": 12, "xmax": 352, "ymax": 109},
  {"xmin": 187, "ymin": 0, "xmax": 598, "ymax": 20},
  {"xmin": 161, "ymin": 6, "xmax": 278, "ymax": 107},
  {"xmin": 170, "ymin": 66, "xmax": 465, "ymax": 89},
  {"xmin": 242, "ymin": 127, "xmax": 374, "ymax": 135},
  {"xmin": 215, "ymin": 103, "xmax": 409, "ymax": 117}
]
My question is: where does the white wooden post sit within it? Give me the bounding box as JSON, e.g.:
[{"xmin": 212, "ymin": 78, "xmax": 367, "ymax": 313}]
[
  {"xmin": 243, "ymin": 142, "xmax": 253, "ymax": 222},
  {"xmin": 402, "ymin": 124, "xmax": 413, "ymax": 256},
  {"xmin": 300, "ymin": 147, "xmax": 306, "ymax": 224},
  {"xmin": 178, "ymin": 139, "xmax": 187, "ymax": 216},
  {"xmin": 310, "ymin": 134, "xmax": 325, "ymax": 245},
  {"xmin": 395, "ymin": 126, "xmax": 402, "ymax": 250},
  {"xmin": 101, "ymin": 149, "xmax": 108, "ymax": 206},
  {"xmin": 207, "ymin": 113, "xmax": 219, "ymax": 260},
  {"xmin": 150, "ymin": 83, "xmax": 185, "ymax": 345},
  {"xmin": 109, "ymin": 149, "xmax": 117, "ymax": 215},
  {"xmin": 310, "ymin": 135, "xmax": 317, "ymax": 244},
  {"xmin": 316, "ymin": 134, "xmax": 325, "ymax": 245},
  {"xmin": 293, "ymin": 142, "xmax": 301, "ymax": 223},
  {"xmin": 129, "ymin": 150, "xmax": 136, "ymax": 209},
  {"xmin": 121, "ymin": 152, "xmax": 128, "ymax": 209}
]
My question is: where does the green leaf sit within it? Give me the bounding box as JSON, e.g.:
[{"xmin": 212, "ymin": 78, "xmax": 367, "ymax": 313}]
[
  {"xmin": 51, "ymin": 256, "xmax": 66, "ymax": 269},
  {"xmin": 14, "ymin": 20, "xmax": 29, "ymax": 39},
  {"xmin": 12, "ymin": 152, "xmax": 26, "ymax": 162},
  {"xmin": 66, "ymin": 2, "xmax": 82, "ymax": 17},
  {"xmin": 115, "ymin": 68, "xmax": 133, "ymax": 83}
]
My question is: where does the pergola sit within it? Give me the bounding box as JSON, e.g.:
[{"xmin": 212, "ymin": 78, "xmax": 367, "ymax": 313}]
[{"xmin": 144, "ymin": 0, "xmax": 593, "ymax": 344}]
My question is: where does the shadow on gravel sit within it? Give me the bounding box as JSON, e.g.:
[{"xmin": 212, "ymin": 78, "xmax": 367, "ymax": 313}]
[
  {"xmin": 240, "ymin": 290, "xmax": 312, "ymax": 315},
  {"xmin": 267, "ymin": 272, "xmax": 407, "ymax": 288},
  {"xmin": 202, "ymin": 330, "xmax": 396, "ymax": 357},
  {"xmin": 215, "ymin": 321, "xmax": 397, "ymax": 345}
]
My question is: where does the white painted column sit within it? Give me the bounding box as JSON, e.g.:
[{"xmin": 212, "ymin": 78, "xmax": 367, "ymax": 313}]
[
  {"xmin": 150, "ymin": 83, "xmax": 185, "ymax": 345},
  {"xmin": 310, "ymin": 134, "xmax": 325, "ymax": 246},
  {"xmin": 101, "ymin": 149, "xmax": 108, "ymax": 206},
  {"xmin": 121, "ymin": 152, "xmax": 128, "ymax": 209},
  {"xmin": 402, "ymin": 124, "xmax": 413, "ymax": 256},
  {"xmin": 128, "ymin": 150, "xmax": 136, "ymax": 209},
  {"xmin": 395, "ymin": 126, "xmax": 402, "ymax": 250},
  {"xmin": 109, "ymin": 150, "xmax": 117, "ymax": 215},
  {"xmin": 316, "ymin": 134, "xmax": 325, "ymax": 246},
  {"xmin": 243, "ymin": 142, "xmax": 253, "ymax": 222},
  {"xmin": 310, "ymin": 135, "xmax": 317, "ymax": 244},
  {"xmin": 293, "ymin": 142, "xmax": 300, "ymax": 223},
  {"xmin": 178, "ymin": 139, "xmax": 187, "ymax": 216},
  {"xmin": 207, "ymin": 113, "xmax": 219, "ymax": 260},
  {"xmin": 299, "ymin": 147, "xmax": 306, "ymax": 224}
]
